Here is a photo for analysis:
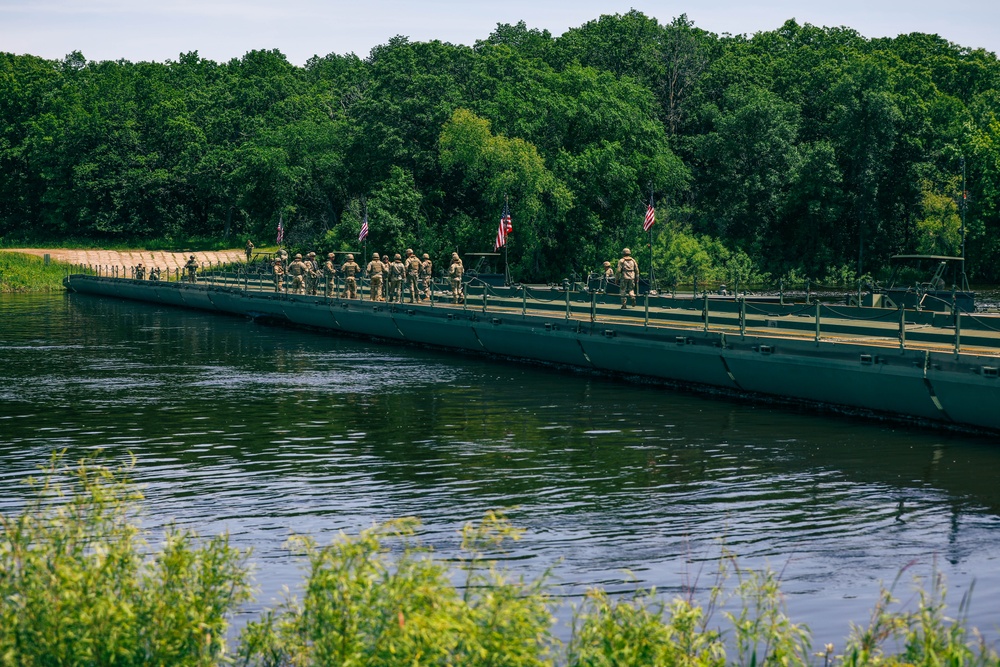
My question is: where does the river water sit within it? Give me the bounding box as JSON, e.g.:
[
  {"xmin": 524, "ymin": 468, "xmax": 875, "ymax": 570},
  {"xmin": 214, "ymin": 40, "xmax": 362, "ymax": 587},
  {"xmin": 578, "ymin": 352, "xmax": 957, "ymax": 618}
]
[{"xmin": 2, "ymin": 292, "xmax": 999, "ymax": 646}]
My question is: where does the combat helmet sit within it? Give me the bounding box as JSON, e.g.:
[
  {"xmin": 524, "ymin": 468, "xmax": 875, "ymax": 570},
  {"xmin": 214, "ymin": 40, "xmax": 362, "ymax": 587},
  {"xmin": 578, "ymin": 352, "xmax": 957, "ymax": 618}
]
[
  {"xmin": 328, "ymin": 252, "xmax": 335, "ymax": 258},
  {"xmin": 603, "ymin": 261, "xmax": 611, "ymax": 267},
  {"xmin": 623, "ymin": 248, "xmax": 631, "ymax": 256},
  {"xmin": 373, "ymin": 252, "xmax": 380, "ymax": 259},
  {"xmin": 294, "ymin": 253, "xmax": 302, "ymax": 259},
  {"xmin": 405, "ymin": 248, "xmax": 413, "ymax": 255},
  {"xmin": 422, "ymin": 253, "xmax": 429, "ymax": 259},
  {"xmin": 346, "ymin": 253, "xmax": 354, "ymax": 260},
  {"xmin": 189, "ymin": 255, "xmax": 195, "ymax": 260},
  {"xmin": 394, "ymin": 253, "xmax": 401, "ymax": 260}
]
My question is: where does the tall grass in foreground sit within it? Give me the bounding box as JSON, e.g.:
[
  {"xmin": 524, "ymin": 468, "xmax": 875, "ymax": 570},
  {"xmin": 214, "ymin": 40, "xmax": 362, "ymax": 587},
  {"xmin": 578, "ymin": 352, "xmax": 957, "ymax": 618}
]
[
  {"xmin": 2, "ymin": 455, "xmax": 998, "ymax": 667},
  {"xmin": 0, "ymin": 251, "xmax": 84, "ymax": 292},
  {"xmin": 0, "ymin": 454, "xmax": 253, "ymax": 667}
]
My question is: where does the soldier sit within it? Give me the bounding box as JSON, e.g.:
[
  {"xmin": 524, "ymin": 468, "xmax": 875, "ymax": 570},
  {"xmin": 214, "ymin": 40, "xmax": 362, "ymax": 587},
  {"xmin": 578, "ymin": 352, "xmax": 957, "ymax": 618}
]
[
  {"xmin": 149, "ymin": 266, "xmax": 160, "ymax": 281},
  {"xmin": 448, "ymin": 252, "xmax": 464, "ymax": 303},
  {"xmin": 287, "ymin": 253, "xmax": 307, "ymax": 294},
  {"xmin": 272, "ymin": 256, "xmax": 285, "ymax": 292},
  {"xmin": 419, "ymin": 253, "xmax": 433, "ymax": 300},
  {"xmin": 304, "ymin": 251, "xmax": 320, "ymax": 295},
  {"xmin": 366, "ymin": 252, "xmax": 385, "ymax": 301},
  {"xmin": 388, "ymin": 253, "xmax": 406, "ymax": 302},
  {"xmin": 404, "ymin": 248, "xmax": 422, "ymax": 303},
  {"xmin": 323, "ymin": 253, "xmax": 338, "ymax": 296},
  {"xmin": 184, "ymin": 255, "xmax": 199, "ymax": 283},
  {"xmin": 134, "ymin": 263, "xmax": 145, "ymax": 280},
  {"xmin": 341, "ymin": 253, "xmax": 360, "ymax": 299},
  {"xmin": 601, "ymin": 261, "xmax": 614, "ymax": 293},
  {"xmin": 245, "ymin": 239, "xmax": 254, "ymax": 262},
  {"xmin": 616, "ymin": 247, "xmax": 639, "ymax": 308}
]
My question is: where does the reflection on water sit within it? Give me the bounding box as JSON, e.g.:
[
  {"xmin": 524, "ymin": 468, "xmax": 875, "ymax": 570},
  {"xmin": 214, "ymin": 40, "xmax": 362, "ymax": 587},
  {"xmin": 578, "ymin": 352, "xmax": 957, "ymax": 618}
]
[{"xmin": 2, "ymin": 293, "xmax": 1000, "ymax": 643}]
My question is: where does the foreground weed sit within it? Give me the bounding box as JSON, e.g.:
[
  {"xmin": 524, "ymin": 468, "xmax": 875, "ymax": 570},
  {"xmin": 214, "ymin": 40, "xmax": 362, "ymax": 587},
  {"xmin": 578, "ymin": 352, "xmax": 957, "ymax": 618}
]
[
  {"xmin": 5, "ymin": 452, "xmax": 999, "ymax": 667},
  {"xmin": 841, "ymin": 566, "xmax": 999, "ymax": 667},
  {"xmin": 0, "ymin": 452, "xmax": 253, "ymax": 667},
  {"xmin": 724, "ymin": 560, "xmax": 811, "ymax": 667},
  {"xmin": 567, "ymin": 588, "xmax": 727, "ymax": 667},
  {"xmin": 239, "ymin": 510, "xmax": 555, "ymax": 667}
]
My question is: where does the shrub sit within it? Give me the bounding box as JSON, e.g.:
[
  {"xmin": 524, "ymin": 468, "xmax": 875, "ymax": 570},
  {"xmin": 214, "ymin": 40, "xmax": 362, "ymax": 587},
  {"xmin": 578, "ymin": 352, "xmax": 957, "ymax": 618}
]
[
  {"xmin": 0, "ymin": 453, "xmax": 253, "ymax": 667},
  {"xmin": 0, "ymin": 252, "xmax": 84, "ymax": 292},
  {"xmin": 238, "ymin": 510, "xmax": 555, "ymax": 667}
]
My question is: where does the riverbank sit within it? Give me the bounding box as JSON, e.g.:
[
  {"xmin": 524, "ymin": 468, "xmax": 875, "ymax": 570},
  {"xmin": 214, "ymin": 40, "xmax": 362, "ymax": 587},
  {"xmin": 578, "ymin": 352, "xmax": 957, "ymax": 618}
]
[
  {"xmin": 0, "ymin": 252, "xmax": 75, "ymax": 292},
  {"xmin": 0, "ymin": 248, "xmax": 245, "ymax": 292}
]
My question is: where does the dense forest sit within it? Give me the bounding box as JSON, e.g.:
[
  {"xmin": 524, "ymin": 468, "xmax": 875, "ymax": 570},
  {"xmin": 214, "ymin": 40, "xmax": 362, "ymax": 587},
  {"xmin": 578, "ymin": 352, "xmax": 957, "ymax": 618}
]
[{"xmin": 2, "ymin": 12, "xmax": 999, "ymax": 284}]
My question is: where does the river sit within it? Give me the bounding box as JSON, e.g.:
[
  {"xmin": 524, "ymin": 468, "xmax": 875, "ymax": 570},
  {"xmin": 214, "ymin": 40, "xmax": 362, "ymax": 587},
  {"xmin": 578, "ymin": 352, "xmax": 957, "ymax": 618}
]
[{"xmin": 2, "ymin": 292, "xmax": 999, "ymax": 646}]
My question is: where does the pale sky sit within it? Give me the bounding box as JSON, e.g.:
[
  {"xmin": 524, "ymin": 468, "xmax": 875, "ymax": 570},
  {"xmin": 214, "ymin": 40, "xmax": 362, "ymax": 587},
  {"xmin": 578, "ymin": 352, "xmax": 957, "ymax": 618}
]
[{"xmin": 1, "ymin": 0, "xmax": 997, "ymax": 66}]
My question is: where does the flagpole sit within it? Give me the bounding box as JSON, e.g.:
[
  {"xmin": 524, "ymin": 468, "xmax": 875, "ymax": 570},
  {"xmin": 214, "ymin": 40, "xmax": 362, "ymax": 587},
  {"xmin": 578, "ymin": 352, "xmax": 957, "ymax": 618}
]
[
  {"xmin": 648, "ymin": 227, "xmax": 653, "ymax": 293},
  {"xmin": 504, "ymin": 194, "xmax": 510, "ymax": 286},
  {"xmin": 648, "ymin": 188, "xmax": 655, "ymax": 294},
  {"xmin": 361, "ymin": 202, "xmax": 368, "ymax": 296}
]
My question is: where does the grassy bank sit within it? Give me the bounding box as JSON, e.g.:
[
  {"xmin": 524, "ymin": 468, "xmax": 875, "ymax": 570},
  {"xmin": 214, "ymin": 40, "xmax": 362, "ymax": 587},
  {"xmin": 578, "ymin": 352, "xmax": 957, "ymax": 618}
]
[
  {"xmin": 2, "ymin": 454, "xmax": 998, "ymax": 667},
  {"xmin": 0, "ymin": 252, "xmax": 82, "ymax": 293}
]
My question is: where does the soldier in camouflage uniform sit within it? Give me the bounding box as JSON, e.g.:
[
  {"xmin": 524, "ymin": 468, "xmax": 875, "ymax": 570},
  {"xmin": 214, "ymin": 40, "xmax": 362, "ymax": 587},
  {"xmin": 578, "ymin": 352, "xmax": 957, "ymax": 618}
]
[
  {"xmin": 245, "ymin": 239, "xmax": 254, "ymax": 262},
  {"xmin": 381, "ymin": 254, "xmax": 391, "ymax": 296},
  {"xmin": 448, "ymin": 252, "xmax": 464, "ymax": 303},
  {"xmin": 287, "ymin": 254, "xmax": 307, "ymax": 294},
  {"xmin": 366, "ymin": 252, "xmax": 385, "ymax": 301},
  {"xmin": 324, "ymin": 253, "xmax": 337, "ymax": 296},
  {"xmin": 404, "ymin": 248, "xmax": 422, "ymax": 303},
  {"xmin": 341, "ymin": 253, "xmax": 360, "ymax": 299},
  {"xmin": 601, "ymin": 261, "xmax": 614, "ymax": 293},
  {"xmin": 272, "ymin": 257, "xmax": 285, "ymax": 292},
  {"xmin": 419, "ymin": 253, "xmax": 433, "ymax": 301},
  {"xmin": 184, "ymin": 255, "xmax": 199, "ymax": 283},
  {"xmin": 134, "ymin": 263, "xmax": 145, "ymax": 280},
  {"xmin": 304, "ymin": 252, "xmax": 320, "ymax": 295},
  {"xmin": 616, "ymin": 247, "xmax": 639, "ymax": 308},
  {"xmin": 388, "ymin": 253, "xmax": 405, "ymax": 302}
]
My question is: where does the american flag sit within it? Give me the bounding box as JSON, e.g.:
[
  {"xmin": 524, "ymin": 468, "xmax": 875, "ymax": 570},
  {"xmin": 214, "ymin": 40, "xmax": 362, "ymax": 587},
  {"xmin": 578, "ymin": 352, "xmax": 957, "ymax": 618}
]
[
  {"xmin": 358, "ymin": 210, "xmax": 369, "ymax": 242},
  {"xmin": 276, "ymin": 214, "xmax": 284, "ymax": 244},
  {"xmin": 494, "ymin": 200, "xmax": 513, "ymax": 251},
  {"xmin": 643, "ymin": 203, "xmax": 656, "ymax": 232}
]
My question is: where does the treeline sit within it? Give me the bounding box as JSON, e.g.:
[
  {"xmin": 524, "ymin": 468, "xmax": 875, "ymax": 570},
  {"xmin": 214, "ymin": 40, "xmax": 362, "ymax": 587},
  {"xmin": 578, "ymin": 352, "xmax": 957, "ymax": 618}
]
[{"xmin": 2, "ymin": 12, "xmax": 999, "ymax": 283}]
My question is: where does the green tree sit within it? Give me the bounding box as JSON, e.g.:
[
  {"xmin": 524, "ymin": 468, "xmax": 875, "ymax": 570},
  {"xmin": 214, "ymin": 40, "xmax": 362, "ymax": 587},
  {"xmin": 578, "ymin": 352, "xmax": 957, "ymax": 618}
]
[{"xmin": 694, "ymin": 84, "xmax": 801, "ymax": 255}]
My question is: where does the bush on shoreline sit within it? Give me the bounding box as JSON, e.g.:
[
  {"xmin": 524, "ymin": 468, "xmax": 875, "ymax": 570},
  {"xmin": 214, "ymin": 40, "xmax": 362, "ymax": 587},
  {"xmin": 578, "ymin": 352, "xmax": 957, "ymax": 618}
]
[
  {"xmin": 0, "ymin": 252, "xmax": 84, "ymax": 293},
  {"xmin": 2, "ymin": 455, "xmax": 997, "ymax": 666},
  {"xmin": 0, "ymin": 454, "xmax": 253, "ymax": 666}
]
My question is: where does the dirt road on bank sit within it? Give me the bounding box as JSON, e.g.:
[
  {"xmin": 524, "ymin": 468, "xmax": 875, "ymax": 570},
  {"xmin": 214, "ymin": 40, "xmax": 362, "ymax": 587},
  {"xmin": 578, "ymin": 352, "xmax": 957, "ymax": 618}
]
[{"xmin": 3, "ymin": 248, "xmax": 246, "ymax": 271}]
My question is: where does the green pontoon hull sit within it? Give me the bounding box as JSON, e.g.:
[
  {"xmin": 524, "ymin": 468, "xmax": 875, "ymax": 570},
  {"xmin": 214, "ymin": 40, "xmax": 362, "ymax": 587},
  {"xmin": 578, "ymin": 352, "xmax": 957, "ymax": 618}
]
[{"xmin": 63, "ymin": 275, "xmax": 1000, "ymax": 433}]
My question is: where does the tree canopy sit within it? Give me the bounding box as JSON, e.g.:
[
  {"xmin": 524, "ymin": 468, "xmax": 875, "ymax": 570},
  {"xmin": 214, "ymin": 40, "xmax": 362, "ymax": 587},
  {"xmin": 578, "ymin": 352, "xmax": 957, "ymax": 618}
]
[{"xmin": 2, "ymin": 13, "xmax": 998, "ymax": 282}]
